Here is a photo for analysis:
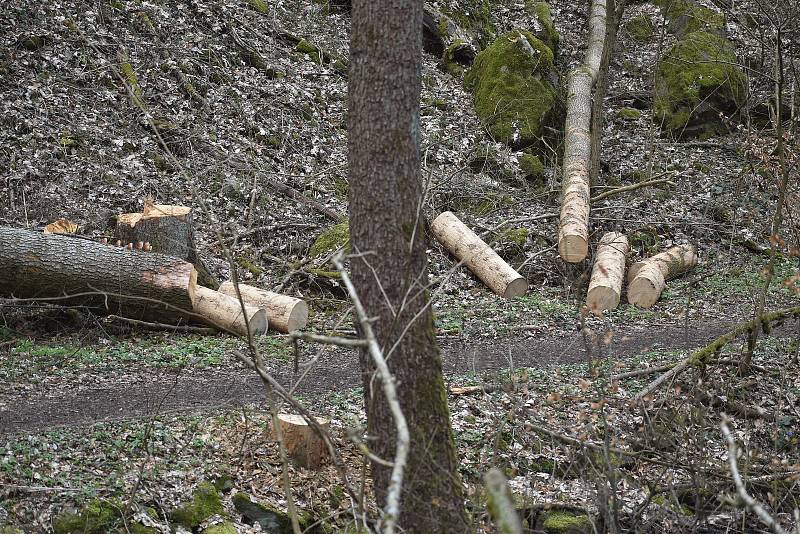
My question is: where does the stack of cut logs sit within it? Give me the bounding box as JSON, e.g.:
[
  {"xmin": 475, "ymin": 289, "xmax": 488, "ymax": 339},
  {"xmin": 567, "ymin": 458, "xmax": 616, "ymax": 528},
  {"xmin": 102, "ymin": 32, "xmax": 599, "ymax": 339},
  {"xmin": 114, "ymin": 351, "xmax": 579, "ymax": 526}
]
[
  {"xmin": 586, "ymin": 238, "xmax": 698, "ymax": 313},
  {"xmin": 0, "ymin": 203, "xmax": 308, "ymax": 336}
]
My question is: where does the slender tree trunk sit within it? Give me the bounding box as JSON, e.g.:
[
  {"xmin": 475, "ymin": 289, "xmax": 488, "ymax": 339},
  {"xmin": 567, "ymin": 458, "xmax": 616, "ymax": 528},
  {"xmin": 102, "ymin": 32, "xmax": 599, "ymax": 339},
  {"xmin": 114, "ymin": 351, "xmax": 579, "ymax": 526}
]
[{"xmin": 348, "ymin": 1, "xmax": 469, "ymax": 532}]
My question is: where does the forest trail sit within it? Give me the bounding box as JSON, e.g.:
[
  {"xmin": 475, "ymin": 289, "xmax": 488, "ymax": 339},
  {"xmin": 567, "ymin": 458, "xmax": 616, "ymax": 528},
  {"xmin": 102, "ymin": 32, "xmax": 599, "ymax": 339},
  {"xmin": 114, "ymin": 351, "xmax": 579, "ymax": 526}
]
[{"xmin": 3, "ymin": 319, "xmax": 793, "ymax": 435}]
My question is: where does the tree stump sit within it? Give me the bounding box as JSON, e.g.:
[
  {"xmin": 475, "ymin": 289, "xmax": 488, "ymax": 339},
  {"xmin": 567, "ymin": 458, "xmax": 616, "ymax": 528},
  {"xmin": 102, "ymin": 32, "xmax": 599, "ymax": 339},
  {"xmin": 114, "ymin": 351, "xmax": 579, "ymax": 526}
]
[
  {"xmin": 273, "ymin": 414, "xmax": 330, "ymax": 470},
  {"xmin": 115, "ymin": 201, "xmax": 218, "ymax": 288},
  {"xmin": 218, "ymin": 282, "xmax": 308, "ymax": 333}
]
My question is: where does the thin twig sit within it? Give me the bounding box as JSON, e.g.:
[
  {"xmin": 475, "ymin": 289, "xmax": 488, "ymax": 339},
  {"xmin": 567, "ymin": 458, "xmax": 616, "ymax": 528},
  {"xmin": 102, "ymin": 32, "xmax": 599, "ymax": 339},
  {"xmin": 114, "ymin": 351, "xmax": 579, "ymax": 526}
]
[
  {"xmin": 289, "ymin": 331, "xmax": 368, "ymax": 348},
  {"xmin": 591, "ymin": 176, "xmax": 675, "ymax": 203},
  {"xmin": 721, "ymin": 417, "xmax": 791, "ymax": 534},
  {"xmin": 105, "ymin": 314, "xmax": 217, "ymax": 335}
]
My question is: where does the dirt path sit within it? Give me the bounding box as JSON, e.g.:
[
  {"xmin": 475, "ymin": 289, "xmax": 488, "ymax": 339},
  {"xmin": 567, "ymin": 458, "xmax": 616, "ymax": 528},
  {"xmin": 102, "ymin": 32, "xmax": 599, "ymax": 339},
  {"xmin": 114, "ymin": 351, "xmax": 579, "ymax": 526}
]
[{"xmin": 0, "ymin": 320, "xmax": 792, "ymax": 434}]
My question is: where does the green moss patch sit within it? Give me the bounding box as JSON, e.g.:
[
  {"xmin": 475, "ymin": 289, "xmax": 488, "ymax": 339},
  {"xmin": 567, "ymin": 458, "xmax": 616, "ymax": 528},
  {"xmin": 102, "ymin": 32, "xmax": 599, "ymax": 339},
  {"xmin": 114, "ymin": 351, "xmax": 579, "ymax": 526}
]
[
  {"xmin": 654, "ymin": 0, "xmax": 725, "ymax": 37},
  {"xmin": 309, "ymin": 220, "xmax": 349, "ymax": 258},
  {"xmin": 53, "ymin": 499, "xmax": 155, "ymax": 534},
  {"xmin": 245, "ymin": 0, "xmax": 269, "ymax": 14},
  {"xmin": 465, "ymin": 29, "xmax": 560, "ymax": 148},
  {"xmin": 540, "ymin": 510, "xmax": 593, "ymax": 533},
  {"xmin": 623, "ymin": 14, "xmax": 654, "ymax": 42},
  {"xmin": 524, "ymin": 1, "xmax": 559, "ymax": 52},
  {"xmin": 517, "ymin": 153, "xmax": 545, "ymax": 183},
  {"xmin": 202, "ymin": 521, "xmax": 238, "ymax": 534},
  {"xmin": 616, "ymin": 107, "xmax": 642, "ymax": 121},
  {"xmin": 170, "ymin": 482, "xmax": 224, "ymax": 528},
  {"xmin": 654, "ymin": 31, "xmax": 745, "ymax": 138},
  {"xmin": 232, "ymin": 493, "xmax": 292, "ymax": 531}
]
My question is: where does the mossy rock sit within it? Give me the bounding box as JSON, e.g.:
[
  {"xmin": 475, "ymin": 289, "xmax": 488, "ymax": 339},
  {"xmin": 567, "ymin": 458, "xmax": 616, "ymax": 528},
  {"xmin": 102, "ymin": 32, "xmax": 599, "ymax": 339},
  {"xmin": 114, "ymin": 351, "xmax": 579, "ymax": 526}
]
[
  {"xmin": 170, "ymin": 482, "xmax": 225, "ymax": 529},
  {"xmin": 654, "ymin": 31, "xmax": 745, "ymax": 138},
  {"xmin": 539, "ymin": 510, "xmax": 593, "ymax": 533},
  {"xmin": 202, "ymin": 521, "xmax": 238, "ymax": 534},
  {"xmin": 441, "ymin": 0, "xmax": 495, "ymax": 48},
  {"xmin": 623, "ymin": 14, "xmax": 654, "ymax": 42},
  {"xmin": 518, "ymin": 152, "xmax": 545, "ymax": 182},
  {"xmin": 52, "ymin": 500, "xmax": 155, "ymax": 534},
  {"xmin": 441, "ymin": 39, "xmax": 471, "ymax": 77},
  {"xmin": 465, "ymin": 29, "xmax": 561, "ymax": 148},
  {"xmin": 296, "ymin": 39, "xmax": 322, "ymax": 63},
  {"xmin": 232, "ymin": 493, "xmax": 293, "ymax": 532},
  {"xmin": 524, "ymin": 1, "xmax": 559, "ymax": 53},
  {"xmin": 616, "ymin": 107, "xmax": 641, "ymax": 121},
  {"xmin": 309, "ymin": 220, "xmax": 349, "ymax": 258},
  {"xmin": 0, "ymin": 527, "xmax": 24, "ymax": 534},
  {"xmin": 653, "ymin": 0, "xmax": 725, "ymax": 37}
]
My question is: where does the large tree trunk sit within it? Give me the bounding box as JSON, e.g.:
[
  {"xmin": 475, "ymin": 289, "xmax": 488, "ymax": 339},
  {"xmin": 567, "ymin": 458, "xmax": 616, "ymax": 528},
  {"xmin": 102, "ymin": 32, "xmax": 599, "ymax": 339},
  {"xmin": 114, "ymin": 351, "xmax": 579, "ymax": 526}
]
[
  {"xmin": 348, "ymin": 1, "xmax": 469, "ymax": 531},
  {"xmin": 0, "ymin": 226, "xmax": 197, "ymax": 321},
  {"xmin": 558, "ymin": 0, "xmax": 608, "ymax": 263}
]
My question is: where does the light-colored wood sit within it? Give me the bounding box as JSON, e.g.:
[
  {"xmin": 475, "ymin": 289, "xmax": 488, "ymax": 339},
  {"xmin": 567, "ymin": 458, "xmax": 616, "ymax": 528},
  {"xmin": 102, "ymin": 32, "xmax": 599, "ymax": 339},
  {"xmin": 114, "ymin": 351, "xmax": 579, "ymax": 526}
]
[
  {"xmin": 628, "ymin": 244, "xmax": 698, "ymax": 282},
  {"xmin": 191, "ymin": 286, "xmax": 267, "ymax": 337},
  {"xmin": 627, "ymin": 244, "xmax": 698, "ymax": 308},
  {"xmin": 431, "ymin": 211, "xmax": 527, "ymax": 299},
  {"xmin": 274, "ymin": 413, "xmax": 330, "ymax": 470},
  {"xmin": 43, "ymin": 219, "xmax": 78, "ymax": 234},
  {"xmin": 627, "ymin": 262, "xmax": 666, "ymax": 308},
  {"xmin": 218, "ymin": 282, "xmax": 308, "ymax": 333},
  {"xmin": 586, "ymin": 232, "xmax": 629, "ymax": 313},
  {"xmin": 557, "ymin": 0, "xmax": 608, "ymax": 263},
  {"xmin": 0, "ymin": 226, "xmax": 197, "ymax": 322}
]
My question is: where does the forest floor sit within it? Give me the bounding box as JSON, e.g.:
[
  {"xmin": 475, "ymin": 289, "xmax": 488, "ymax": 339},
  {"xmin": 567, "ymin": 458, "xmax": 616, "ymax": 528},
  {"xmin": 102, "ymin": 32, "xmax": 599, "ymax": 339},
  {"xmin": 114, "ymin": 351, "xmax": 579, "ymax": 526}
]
[{"xmin": 1, "ymin": 0, "xmax": 799, "ymax": 531}]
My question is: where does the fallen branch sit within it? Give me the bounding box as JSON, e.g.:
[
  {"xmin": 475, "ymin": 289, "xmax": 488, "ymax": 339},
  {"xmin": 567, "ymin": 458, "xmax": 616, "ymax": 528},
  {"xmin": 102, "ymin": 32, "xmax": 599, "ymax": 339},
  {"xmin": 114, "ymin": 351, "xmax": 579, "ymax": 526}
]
[
  {"xmin": 720, "ymin": 418, "xmax": 791, "ymax": 534},
  {"xmin": 105, "ymin": 314, "xmax": 218, "ymax": 335},
  {"xmin": 635, "ymin": 306, "xmax": 800, "ymax": 400},
  {"xmin": 590, "ymin": 177, "xmax": 675, "ymax": 203},
  {"xmin": 289, "ymin": 331, "xmax": 367, "ymax": 348},
  {"xmin": 449, "ymin": 384, "xmax": 499, "ymax": 396}
]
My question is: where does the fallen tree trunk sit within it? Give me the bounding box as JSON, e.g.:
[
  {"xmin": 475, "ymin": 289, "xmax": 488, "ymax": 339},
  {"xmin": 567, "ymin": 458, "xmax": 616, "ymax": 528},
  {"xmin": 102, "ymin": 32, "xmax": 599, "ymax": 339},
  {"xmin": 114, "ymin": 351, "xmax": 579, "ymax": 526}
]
[
  {"xmin": 586, "ymin": 232, "xmax": 629, "ymax": 313},
  {"xmin": 431, "ymin": 211, "xmax": 527, "ymax": 299},
  {"xmin": 627, "ymin": 244, "xmax": 698, "ymax": 308},
  {"xmin": 192, "ymin": 286, "xmax": 267, "ymax": 337},
  {"xmin": 115, "ymin": 201, "xmax": 218, "ymax": 289},
  {"xmin": 557, "ymin": 0, "xmax": 608, "ymax": 263},
  {"xmin": 218, "ymin": 282, "xmax": 308, "ymax": 333},
  {"xmin": 0, "ymin": 226, "xmax": 197, "ymax": 321}
]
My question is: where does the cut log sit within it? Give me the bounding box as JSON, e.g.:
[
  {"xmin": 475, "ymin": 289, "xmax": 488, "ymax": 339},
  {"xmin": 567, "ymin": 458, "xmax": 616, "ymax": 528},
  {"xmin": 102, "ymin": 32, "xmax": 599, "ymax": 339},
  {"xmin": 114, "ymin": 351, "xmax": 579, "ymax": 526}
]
[
  {"xmin": 0, "ymin": 226, "xmax": 197, "ymax": 321},
  {"xmin": 218, "ymin": 282, "xmax": 308, "ymax": 333},
  {"xmin": 431, "ymin": 211, "xmax": 527, "ymax": 299},
  {"xmin": 191, "ymin": 286, "xmax": 267, "ymax": 337},
  {"xmin": 115, "ymin": 201, "xmax": 218, "ymax": 289},
  {"xmin": 627, "ymin": 244, "xmax": 698, "ymax": 282},
  {"xmin": 557, "ymin": 0, "xmax": 608, "ymax": 263},
  {"xmin": 586, "ymin": 232, "xmax": 629, "ymax": 313},
  {"xmin": 627, "ymin": 244, "xmax": 698, "ymax": 308},
  {"xmin": 273, "ymin": 414, "xmax": 330, "ymax": 470}
]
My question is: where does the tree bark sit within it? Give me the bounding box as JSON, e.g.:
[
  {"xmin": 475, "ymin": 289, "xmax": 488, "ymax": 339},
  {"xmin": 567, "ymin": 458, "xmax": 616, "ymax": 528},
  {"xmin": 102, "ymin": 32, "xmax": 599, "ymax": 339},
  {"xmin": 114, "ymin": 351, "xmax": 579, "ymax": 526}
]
[
  {"xmin": 191, "ymin": 285, "xmax": 268, "ymax": 337},
  {"xmin": 431, "ymin": 211, "xmax": 527, "ymax": 298},
  {"xmin": 273, "ymin": 414, "xmax": 330, "ymax": 470},
  {"xmin": 586, "ymin": 231, "xmax": 629, "ymax": 313},
  {"xmin": 218, "ymin": 282, "xmax": 308, "ymax": 332},
  {"xmin": 0, "ymin": 226, "xmax": 197, "ymax": 321},
  {"xmin": 348, "ymin": 0, "xmax": 469, "ymax": 531},
  {"xmin": 558, "ymin": 0, "xmax": 608, "ymax": 263}
]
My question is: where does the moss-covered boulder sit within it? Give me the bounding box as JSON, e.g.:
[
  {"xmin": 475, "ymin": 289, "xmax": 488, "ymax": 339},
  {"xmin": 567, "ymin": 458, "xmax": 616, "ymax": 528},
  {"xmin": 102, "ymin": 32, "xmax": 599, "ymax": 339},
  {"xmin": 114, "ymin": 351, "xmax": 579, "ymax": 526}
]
[
  {"xmin": 623, "ymin": 14, "xmax": 654, "ymax": 42},
  {"xmin": 465, "ymin": 30, "xmax": 561, "ymax": 148},
  {"xmin": 654, "ymin": 0, "xmax": 725, "ymax": 37},
  {"xmin": 309, "ymin": 220, "xmax": 349, "ymax": 258},
  {"xmin": 171, "ymin": 482, "xmax": 225, "ymax": 529},
  {"xmin": 538, "ymin": 510, "xmax": 593, "ymax": 533},
  {"xmin": 524, "ymin": 1, "xmax": 559, "ymax": 53},
  {"xmin": 616, "ymin": 107, "xmax": 641, "ymax": 121},
  {"xmin": 654, "ymin": 31, "xmax": 745, "ymax": 138}
]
